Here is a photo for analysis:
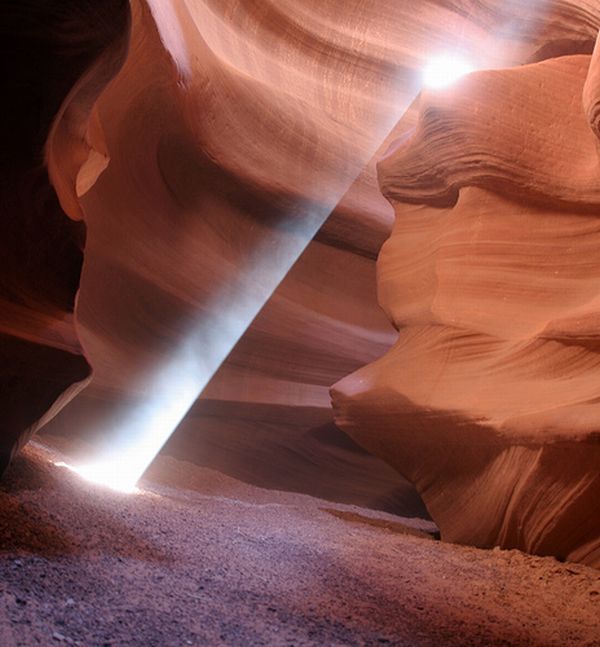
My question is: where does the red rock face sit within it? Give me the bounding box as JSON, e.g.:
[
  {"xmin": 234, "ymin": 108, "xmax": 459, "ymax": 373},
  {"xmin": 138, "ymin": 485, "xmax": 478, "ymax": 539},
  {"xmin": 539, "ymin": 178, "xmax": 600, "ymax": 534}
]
[
  {"xmin": 3, "ymin": 1, "xmax": 600, "ymax": 559},
  {"xmin": 332, "ymin": 33, "xmax": 600, "ymax": 566}
]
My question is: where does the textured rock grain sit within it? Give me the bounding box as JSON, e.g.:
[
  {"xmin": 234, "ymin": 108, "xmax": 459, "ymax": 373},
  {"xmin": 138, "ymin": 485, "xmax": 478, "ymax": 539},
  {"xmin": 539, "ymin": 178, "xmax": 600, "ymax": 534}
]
[{"xmin": 333, "ymin": 29, "xmax": 600, "ymax": 567}]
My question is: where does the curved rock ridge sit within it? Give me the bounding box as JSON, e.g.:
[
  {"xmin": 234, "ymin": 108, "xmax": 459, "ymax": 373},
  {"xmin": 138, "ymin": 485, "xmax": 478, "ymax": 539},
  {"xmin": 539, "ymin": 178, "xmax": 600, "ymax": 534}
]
[
  {"xmin": 378, "ymin": 56, "xmax": 600, "ymax": 210},
  {"xmin": 332, "ymin": 32, "xmax": 600, "ymax": 565}
]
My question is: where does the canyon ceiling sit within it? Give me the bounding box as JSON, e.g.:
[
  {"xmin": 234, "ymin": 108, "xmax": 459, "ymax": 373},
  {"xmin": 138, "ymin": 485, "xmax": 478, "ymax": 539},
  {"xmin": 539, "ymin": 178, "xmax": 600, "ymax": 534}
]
[{"xmin": 2, "ymin": 0, "xmax": 600, "ymax": 567}]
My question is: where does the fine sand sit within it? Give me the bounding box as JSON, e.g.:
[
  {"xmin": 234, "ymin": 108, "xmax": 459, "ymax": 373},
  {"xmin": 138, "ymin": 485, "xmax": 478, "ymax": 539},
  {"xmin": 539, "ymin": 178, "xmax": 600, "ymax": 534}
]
[{"xmin": 0, "ymin": 441, "xmax": 598, "ymax": 647}]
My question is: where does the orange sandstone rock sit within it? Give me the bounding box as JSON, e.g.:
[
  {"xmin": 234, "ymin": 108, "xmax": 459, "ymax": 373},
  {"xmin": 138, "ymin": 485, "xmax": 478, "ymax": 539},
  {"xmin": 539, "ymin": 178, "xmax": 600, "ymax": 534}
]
[{"xmin": 333, "ymin": 34, "xmax": 600, "ymax": 567}]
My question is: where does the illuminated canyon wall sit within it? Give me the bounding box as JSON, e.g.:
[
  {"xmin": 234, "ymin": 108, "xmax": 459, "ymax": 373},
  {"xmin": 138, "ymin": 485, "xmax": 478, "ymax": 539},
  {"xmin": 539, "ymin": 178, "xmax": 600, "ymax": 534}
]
[
  {"xmin": 2, "ymin": 1, "xmax": 600, "ymax": 561},
  {"xmin": 333, "ymin": 36, "xmax": 600, "ymax": 566}
]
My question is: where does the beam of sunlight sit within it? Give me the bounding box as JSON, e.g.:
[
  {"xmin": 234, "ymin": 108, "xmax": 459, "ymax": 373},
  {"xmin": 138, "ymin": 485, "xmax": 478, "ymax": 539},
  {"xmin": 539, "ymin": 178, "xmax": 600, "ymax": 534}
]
[
  {"xmin": 65, "ymin": 0, "xmax": 556, "ymax": 493},
  {"xmin": 69, "ymin": 136, "xmax": 425, "ymax": 494}
]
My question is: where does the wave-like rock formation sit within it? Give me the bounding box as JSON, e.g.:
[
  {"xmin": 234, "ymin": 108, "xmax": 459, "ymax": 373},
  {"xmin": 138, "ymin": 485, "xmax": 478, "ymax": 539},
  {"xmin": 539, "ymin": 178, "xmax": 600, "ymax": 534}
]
[
  {"xmin": 332, "ymin": 33, "xmax": 600, "ymax": 566},
  {"xmin": 4, "ymin": 1, "xmax": 600, "ymax": 543}
]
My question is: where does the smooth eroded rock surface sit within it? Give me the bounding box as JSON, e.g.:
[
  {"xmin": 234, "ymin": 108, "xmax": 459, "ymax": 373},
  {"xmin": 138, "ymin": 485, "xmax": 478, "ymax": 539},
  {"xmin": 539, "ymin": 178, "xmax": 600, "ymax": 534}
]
[{"xmin": 333, "ymin": 35, "xmax": 600, "ymax": 567}]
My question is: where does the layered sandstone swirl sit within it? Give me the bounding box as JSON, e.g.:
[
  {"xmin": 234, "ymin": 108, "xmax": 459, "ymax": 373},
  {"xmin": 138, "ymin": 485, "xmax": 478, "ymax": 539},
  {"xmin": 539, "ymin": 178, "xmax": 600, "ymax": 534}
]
[{"xmin": 333, "ymin": 37, "xmax": 600, "ymax": 567}]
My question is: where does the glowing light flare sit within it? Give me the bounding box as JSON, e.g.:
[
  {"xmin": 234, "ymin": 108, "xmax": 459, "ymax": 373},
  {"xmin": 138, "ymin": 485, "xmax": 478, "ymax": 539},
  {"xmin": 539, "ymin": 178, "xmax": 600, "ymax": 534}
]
[
  {"xmin": 54, "ymin": 461, "xmax": 139, "ymax": 493},
  {"xmin": 422, "ymin": 55, "xmax": 475, "ymax": 89},
  {"xmin": 55, "ymin": 339, "xmax": 212, "ymax": 493}
]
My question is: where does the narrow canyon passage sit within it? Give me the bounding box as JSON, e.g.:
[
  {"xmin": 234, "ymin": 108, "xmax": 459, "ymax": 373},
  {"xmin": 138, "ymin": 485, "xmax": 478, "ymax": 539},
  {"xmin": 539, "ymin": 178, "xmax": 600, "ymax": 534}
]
[{"xmin": 2, "ymin": 1, "xmax": 600, "ymax": 644}]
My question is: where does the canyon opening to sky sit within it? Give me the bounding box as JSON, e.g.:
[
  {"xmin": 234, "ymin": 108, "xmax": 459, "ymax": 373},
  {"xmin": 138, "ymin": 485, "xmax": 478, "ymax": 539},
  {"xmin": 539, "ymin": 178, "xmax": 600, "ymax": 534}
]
[{"xmin": 1, "ymin": 1, "xmax": 599, "ymax": 646}]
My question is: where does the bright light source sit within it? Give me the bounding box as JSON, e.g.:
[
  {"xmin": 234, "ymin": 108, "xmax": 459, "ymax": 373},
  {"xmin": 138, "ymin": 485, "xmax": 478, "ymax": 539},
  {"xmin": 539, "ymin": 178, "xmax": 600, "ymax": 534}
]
[
  {"xmin": 422, "ymin": 55, "xmax": 475, "ymax": 89},
  {"xmin": 54, "ymin": 461, "xmax": 139, "ymax": 493}
]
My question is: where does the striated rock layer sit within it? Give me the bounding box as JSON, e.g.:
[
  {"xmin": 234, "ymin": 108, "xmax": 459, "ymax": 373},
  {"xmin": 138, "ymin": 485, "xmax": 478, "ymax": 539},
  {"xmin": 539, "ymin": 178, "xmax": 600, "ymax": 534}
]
[{"xmin": 332, "ymin": 36, "xmax": 600, "ymax": 566}]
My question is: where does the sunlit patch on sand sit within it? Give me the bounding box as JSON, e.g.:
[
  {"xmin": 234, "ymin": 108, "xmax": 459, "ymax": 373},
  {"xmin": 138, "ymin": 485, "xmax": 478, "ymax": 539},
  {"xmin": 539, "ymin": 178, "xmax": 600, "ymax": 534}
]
[{"xmin": 54, "ymin": 461, "xmax": 140, "ymax": 494}]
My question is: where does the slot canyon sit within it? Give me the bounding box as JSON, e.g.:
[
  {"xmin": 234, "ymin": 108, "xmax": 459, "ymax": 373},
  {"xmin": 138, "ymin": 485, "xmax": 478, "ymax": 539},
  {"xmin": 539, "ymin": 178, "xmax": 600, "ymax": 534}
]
[{"xmin": 1, "ymin": 0, "xmax": 599, "ymax": 645}]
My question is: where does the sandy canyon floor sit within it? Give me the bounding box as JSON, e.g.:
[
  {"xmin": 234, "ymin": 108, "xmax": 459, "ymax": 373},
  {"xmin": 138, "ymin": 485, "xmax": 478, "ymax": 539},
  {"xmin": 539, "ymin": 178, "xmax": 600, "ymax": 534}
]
[{"xmin": 0, "ymin": 442, "xmax": 598, "ymax": 647}]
